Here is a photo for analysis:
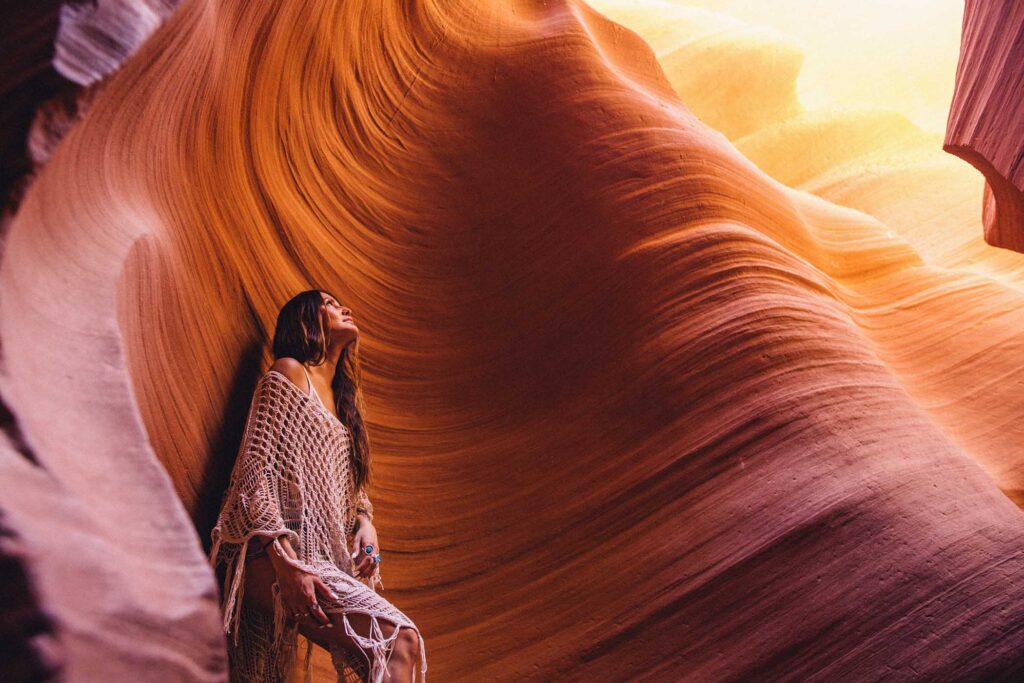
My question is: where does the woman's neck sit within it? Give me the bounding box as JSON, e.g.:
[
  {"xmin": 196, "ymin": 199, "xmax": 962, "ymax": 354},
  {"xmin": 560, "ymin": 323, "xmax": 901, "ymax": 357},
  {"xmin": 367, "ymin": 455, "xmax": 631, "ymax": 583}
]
[{"xmin": 307, "ymin": 339, "xmax": 345, "ymax": 382}]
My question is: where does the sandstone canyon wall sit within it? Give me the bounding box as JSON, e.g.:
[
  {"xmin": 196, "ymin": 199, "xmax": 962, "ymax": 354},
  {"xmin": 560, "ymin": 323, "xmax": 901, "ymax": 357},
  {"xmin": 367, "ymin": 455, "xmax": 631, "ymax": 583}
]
[
  {"xmin": 2, "ymin": 1, "xmax": 1024, "ymax": 681},
  {"xmin": 944, "ymin": 0, "xmax": 1024, "ymax": 253}
]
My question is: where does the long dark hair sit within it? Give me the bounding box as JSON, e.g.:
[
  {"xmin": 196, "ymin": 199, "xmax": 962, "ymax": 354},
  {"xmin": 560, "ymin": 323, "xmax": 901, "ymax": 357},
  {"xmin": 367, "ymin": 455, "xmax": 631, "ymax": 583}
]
[{"xmin": 271, "ymin": 289, "xmax": 371, "ymax": 490}]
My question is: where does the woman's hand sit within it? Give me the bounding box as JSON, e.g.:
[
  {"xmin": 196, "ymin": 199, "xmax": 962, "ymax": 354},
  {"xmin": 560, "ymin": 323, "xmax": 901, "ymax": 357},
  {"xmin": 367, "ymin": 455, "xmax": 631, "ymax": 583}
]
[
  {"xmin": 352, "ymin": 515, "xmax": 380, "ymax": 579},
  {"xmin": 267, "ymin": 538, "xmax": 337, "ymax": 628}
]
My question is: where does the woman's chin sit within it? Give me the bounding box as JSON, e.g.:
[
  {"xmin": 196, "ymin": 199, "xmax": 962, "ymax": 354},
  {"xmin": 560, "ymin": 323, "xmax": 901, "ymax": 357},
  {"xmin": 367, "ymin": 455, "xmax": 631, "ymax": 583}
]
[{"xmin": 328, "ymin": 328, "xmax": 358, "ymax": 347}]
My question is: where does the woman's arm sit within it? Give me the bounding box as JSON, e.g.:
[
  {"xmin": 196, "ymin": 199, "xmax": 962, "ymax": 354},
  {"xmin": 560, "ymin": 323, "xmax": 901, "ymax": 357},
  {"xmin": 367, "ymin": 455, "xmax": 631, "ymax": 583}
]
[
  {"xmin": 266, "ymin": 534, "xmax": 300, "ymax": 568},
  {"xmin": 263, "ymin": 534, "xmax": 336, "ymax": 626},
  {"xmin": 353, "ymin": 510, "xmax": 371, "ymax": 532},
  {"xmin": 354, "ymin": 485, "xmax": 374, "ymax": 526},
  {"xmin": 351, "ymin": 488, "xmax": 381, "ymax": 586},
  {"xmin": 255, "ymin": 532, "xmax": 294, "ymax": 557},
  {"xmin": 211, "ymin": 372, "xmax": 304, "ymax": 554}
]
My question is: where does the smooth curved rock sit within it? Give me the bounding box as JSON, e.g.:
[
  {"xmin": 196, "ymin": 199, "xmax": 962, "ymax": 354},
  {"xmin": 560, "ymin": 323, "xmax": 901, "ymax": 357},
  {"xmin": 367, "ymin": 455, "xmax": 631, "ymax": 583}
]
[
  {"xmin": 54, "ymin": 0, "xmax": 179, "ymax": 86},
  {"xmin": 588, "ymin": 0, "xmax": 803, "ymax": 139},
  {"xmin": 599, "ymin": 0, "xmax": 1024, "ymax": 509},
  {"xmin": 944, "ymin": 0, "xmax": 1024, "ymax": 253},
  {"xmin": 2, "ymin": 0, "xmax": 1024, "ymax": 680},
  {"xmin": 2, "ymin": 0, "xmax": 179, "ymax": 240}
]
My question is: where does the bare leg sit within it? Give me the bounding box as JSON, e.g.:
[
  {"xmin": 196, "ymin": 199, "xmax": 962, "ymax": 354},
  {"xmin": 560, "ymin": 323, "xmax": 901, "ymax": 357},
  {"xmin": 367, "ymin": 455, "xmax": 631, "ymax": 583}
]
[
  {"xmin": 243, "ymin": 555, "xmax": 421, "ymax": 681},
  {"xmin": 315, "ymin": 612, "xmax": 419, "ymax": 682}
]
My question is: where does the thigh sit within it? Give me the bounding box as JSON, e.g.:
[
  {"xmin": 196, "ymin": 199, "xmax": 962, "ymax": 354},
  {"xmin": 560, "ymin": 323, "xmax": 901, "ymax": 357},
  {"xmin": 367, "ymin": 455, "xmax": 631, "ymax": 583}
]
[
  {"xmin": 300, "ymin": 610, "xmax": 416, "ymax": 677},
  {"xmin": 241, "ymin": 554, "xmax": 277, "ymax": 616},
  {"xmin": 310, "ymin": 610, "xmax": 399, "ymax": 645},
  {"xmin": 245, "ymin": 555, "xmax": 344, "ymax": 651},
  {"xmin": 245, "ymin": 556, "xmax": 418, "ymax": 662}
]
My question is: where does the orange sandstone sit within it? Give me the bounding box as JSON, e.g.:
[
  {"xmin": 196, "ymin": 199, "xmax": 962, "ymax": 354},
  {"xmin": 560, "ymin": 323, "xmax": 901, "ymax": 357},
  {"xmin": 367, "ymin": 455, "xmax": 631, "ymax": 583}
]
[{"xmin": 1, "ymin": 1, "xmax": 1023, "ymax": 680}]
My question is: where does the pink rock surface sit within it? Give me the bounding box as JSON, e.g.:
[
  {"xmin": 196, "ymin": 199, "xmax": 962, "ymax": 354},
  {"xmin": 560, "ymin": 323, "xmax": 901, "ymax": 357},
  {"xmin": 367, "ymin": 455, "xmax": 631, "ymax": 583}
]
[{"xmin": 944, "ymin": 0, "xmax": 1024, "ymax": 253}]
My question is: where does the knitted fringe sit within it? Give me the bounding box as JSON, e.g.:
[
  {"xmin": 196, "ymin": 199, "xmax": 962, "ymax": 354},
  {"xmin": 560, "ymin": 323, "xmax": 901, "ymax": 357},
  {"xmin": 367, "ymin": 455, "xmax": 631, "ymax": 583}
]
[
  {"xmin": 332, "ymin": 612, "xmax": 427, "ymax": 683},
  {"xmin": 223, "ymin": 541, "xmax": 249, "ymax": 646},
  {"xmin": 210, "ymin": 533, "xmax": 421, "ymax": 682},
  {"xmin": 303, "ymin": 635, "xmax": 315, "ymax": 683},
  {"xmin": 267, "ymin": 580, "xmax": 298, "ymax": 682}
]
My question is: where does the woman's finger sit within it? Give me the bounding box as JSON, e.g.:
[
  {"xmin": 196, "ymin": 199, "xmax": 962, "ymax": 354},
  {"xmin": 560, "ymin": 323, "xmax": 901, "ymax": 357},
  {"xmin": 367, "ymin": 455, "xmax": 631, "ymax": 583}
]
[
  {"xmin": 304, "ymin": 591, "xmax": 331, "ymax": 626},
  {"xmin": 288, "ymin": 601, "xmax": 309, "ymax": 622},
  {"xmin": 311, "ymin": 603, "xmax": 331, "ymax": 626},
  {"xmin": 314, "ymin": 578, "xmax": 339, "ymax": 601}
]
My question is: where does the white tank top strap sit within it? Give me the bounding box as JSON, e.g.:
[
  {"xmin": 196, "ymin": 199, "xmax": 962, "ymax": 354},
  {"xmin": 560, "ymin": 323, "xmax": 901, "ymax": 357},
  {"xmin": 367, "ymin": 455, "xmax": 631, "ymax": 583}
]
[
  {"xmin": 299, "ymin": 363, "xmax": 315, "ymax": 397},
  {"xmin": 300, "ymin": 363, "xmax": 333, "ymax": 414}
]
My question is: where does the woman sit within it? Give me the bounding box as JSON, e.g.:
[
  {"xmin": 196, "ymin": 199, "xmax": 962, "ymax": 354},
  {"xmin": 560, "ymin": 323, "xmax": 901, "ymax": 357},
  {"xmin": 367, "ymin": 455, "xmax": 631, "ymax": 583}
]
[{"xmin": 208, "ymin": 290, "xmax": 427, "ymax": 683}]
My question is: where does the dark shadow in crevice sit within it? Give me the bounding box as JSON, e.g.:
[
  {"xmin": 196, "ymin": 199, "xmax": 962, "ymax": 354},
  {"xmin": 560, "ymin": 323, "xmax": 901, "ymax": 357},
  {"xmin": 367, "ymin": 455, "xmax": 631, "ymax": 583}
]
[{"xmin": 194, "ymin": 292, "xmax": 267, "ymax": 557}]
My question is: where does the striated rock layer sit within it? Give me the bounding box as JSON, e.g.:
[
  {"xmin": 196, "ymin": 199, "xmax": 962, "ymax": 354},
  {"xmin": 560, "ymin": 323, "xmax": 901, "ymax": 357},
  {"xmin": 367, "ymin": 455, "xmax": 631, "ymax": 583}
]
[
  {"xmin": 944, "ymin": 0, "xmax": 1024, "ymax": 253},
  {"xmin": 2, "ymin": 0, "xmax": 1024, "ymax": 680},
  {"xmin": 2, "ymin": 0, "xmax": 180, "ymax": 242},
  {"xmin": 595, "ymin": 0, "xmax": 1024, "ymax": 512}
]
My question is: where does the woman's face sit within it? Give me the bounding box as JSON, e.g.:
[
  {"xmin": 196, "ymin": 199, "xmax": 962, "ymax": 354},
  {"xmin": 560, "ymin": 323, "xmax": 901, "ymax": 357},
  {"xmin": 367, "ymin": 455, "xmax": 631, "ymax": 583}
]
[{"xmin": 319, "ymin": 291, "xmax": 358, "ymax": 341}]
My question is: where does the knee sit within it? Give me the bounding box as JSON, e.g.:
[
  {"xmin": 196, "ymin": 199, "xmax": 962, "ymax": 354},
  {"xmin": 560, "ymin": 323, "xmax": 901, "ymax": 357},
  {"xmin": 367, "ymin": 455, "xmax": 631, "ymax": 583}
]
[{"xmin": 393, "ymin": 626, "xmax": 420, "ymax": 663}]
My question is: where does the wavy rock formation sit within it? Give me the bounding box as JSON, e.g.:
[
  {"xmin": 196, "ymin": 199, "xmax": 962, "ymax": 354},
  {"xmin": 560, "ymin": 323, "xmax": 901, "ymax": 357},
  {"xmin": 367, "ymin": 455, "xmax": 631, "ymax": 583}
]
[
  {"xmin": 2, "ymin": 0, "xmax": 179, "ymax": 238},
  {"xmin": 3, "ymin": 0, "xmax": 1024, "ymax": 680},
  {"xmin": 594, "ymin": 0, "xmax": 1024, "ymax": 509},
  {"xmin": 54, "ymin": 0, "xmax": 179, "ymax": 86},
  {"xmin": 944, "ymin": 0, "xmax": 1024, "ymax": 253},
  {"xmin": 585, "ymin": 0, "xmax": 803, "ymax": 139}
]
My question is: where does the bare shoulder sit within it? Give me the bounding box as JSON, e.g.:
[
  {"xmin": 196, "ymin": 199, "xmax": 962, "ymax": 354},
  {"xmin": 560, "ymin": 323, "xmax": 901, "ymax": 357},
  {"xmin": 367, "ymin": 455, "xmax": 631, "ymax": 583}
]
[{"xmin": 268, "ymin": 357, "xmax": 308, "ymax": 392}]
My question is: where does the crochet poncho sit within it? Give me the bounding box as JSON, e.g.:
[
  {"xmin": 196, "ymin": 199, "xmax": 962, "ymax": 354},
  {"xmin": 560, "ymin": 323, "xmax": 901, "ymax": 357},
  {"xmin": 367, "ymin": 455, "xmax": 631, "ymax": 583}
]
[{"xmin": 208, "ymin": 369, "xmax": 427, "ymax": 683}]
